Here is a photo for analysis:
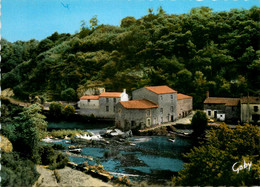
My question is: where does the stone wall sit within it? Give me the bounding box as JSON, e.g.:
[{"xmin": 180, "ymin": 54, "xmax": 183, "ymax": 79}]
[
  {"xmin": 132, "ymin": 88, "xmax": 177, "ymax": 123},
  {"xmin": 115, "ymin": 103, "xmax": 158, "ymax": 131},
  {"xmin": 99, "ymin": 97, "xmax": 120, "ymax": 118},
  {"xmin": 241, "ymin": 103, "xmax": 260, "ymax": 123},
  {"xmin": 158, "ymin": 93, "xmax": 177, "ymax": 123},
  {"xmin": 132, "ymin": 88, "xmax": 158, "ymax": 103},
  {"xmin": 177, "ymin": 98, "xmax": 193, "ymax": 119},
  {"xmin": 204, "ymin": 104, "xmax": 240, "ymax": 122},
  {"xmin": 78, "ymin": 99, "xmax": 99, "ymax": 109}
]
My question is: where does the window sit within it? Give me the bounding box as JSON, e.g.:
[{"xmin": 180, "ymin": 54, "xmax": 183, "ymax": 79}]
[
  {"xmin": 114, "ymin": 106, "xmax": 115, "ymax": 112},
  {"xmin": 208, "ymin": 110, "xmax": 211, "ymax": 116},
  {"xmin": 106, "ymin": 106, "xmax": 109, "ymax": 112},
  {"xmin": 88, "ymin": 99, "xmax": 90, "ymax": 102},
  {"xmin": 114, "ymin": 98, "xmax": 116, "ymax": 103},
  {"xmin": 254, "ymin": 106, "xmax": 258, "ymax": 112},
  {"xmin": 171, "ymin": 95, "xmax": 173, "ymax": 99},
  {"xmin": 106, "ymin": 98, "xmax": 109, "ymax": 103},
  {"xmin": 171, "ymin": 106, "xmax": 174, "ymax": 112},
  {"xmin": 160, "ymin": 108, "xmax": 163, "ymax": 114},
  {"xmin": 147, "ymin": 110, "xmax": 151, "ymax": 117},
  {"xmin": 161, "ymin": 95, "xmax": 163, "ymax": 100}
]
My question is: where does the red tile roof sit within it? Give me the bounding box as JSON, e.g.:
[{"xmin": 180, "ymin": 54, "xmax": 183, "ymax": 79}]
[
  {"xmin": 120, "ymin": 99, "xmax": 158, "ymax": 109},
  {"xmin": 204, "ymin": 97, "xmax": 240, "ymax": 106},
  {"xmin": 145, "ymin": 85, "xmax": 177, "ymax": 94},
  {"xmin": 80, "ymin": 95, "xmax": 100, "ymax": 100},
  {"xmin": 241, "ymin": 96, "xmax": 260, "ymax": 104},
  {"xmin": 177, "ymin": 93, "xmax": 192, "ymax": 100},
  {"xmin": 99, "ymin": 92, "xmax": 122, "ymax": 98}
]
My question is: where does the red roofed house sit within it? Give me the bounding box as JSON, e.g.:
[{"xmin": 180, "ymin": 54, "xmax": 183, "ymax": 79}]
[
  {"xmin": 115, "ymin": 85, "xmax": 193, "ymax": 131},
  {"xmin": 78, "ymin": 89, "xmax": 129, "ymax": 118},
  {"xmin": 79, "ymin": 95, "xmax": 100, "ymax": 109}
]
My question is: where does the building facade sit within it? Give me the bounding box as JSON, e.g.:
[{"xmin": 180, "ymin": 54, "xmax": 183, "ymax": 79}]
[
  {"xmin": 78, "ymin": 95, "xmax": 100, "ymax": 109},
  {"xmin": 115, "ymin": 85, "xmax": 193, "ymax": 131},
  {"xmin": 204, "ymin": 97, "xmax": 241, "ymax": 123},
  {"xmin": 241, "ymin": 96, "xmax": 260, "ymax": 123},
  {"xmin": 78, "ymin": 89, "xmax": 129, "ymax": 118},
  {"xmin": 115, "ymin": 99, "xmax": 158, "ymax": 131},
  {"xmin": 177, "ymin": 94, "xmax": 193, "ymax": 119},
  {"xmin": 132, "ymin": 86, "xmax": 178, "ymax": 123}
]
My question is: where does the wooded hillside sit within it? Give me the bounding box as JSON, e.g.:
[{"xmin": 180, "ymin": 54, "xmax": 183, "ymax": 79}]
[{"xmin": 1, "ymin": 7, "xmax": 259, "ymax": 109}]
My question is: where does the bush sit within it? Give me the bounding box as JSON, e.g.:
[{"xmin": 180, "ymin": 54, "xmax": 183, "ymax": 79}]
[
  {"xmin": 39, "ymin": 145, "xmax": 69, "ymax": 169},
  {"xmin": 52, "ymin": 144, "xmax": 66, "ymax": 150},
  {"xmin": 49, "ymin": 102, "xmax": 63, "ymax": 119},
  {"xmin": 63, "ymin": 104, "xmax": 75, "ymax": 118},
  {"xmin": 0, "ymin": 152, "xmax": 40, "ymax": 186}
]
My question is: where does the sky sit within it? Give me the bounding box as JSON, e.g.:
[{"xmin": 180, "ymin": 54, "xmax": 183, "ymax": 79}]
[{"xmin": 2, "ymin": 0, "xmax": 259, "ymax": 42}]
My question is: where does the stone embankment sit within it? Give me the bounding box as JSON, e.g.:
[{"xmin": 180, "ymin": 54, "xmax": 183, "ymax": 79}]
[{"xmin": 33, "ymin": 165, "xmax": 113, "ymax": 187}]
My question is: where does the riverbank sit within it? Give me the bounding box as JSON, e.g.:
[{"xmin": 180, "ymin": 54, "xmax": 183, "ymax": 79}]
[{"xmin": 33, "ymin": 165, "xmax": 113, "ymax": 187}]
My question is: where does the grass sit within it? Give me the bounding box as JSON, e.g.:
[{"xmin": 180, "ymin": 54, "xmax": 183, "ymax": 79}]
[{"xmin": 45, "ymin": 129, "xmax": 91, "ymax": 139}]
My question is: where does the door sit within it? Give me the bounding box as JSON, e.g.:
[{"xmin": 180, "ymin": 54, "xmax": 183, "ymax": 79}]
[
  {"xmin": 171, "ymin": 115, "xmax": 174, "ymax": 122},
  {"xmin": 214, "ymin": 111, "xmax": 217, "ymax": 118}
]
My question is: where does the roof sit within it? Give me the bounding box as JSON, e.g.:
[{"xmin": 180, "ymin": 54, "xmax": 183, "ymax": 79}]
[
  {"xmin": 204, "ymin": 97, "xmax": 240, "ymax": 106},
  {"xmin": 177, "ymin": 93, "xmax": 192, "ymax": 100},
  {"xmin": 241, "ymin": 96, "xmax": 260, "ymax": 104},
  {"xmin": 80, "ymin": 95, "xmax": 99, "ymax": 100},
  {"xmin": 144, "ymin": 85, "xmax": 177, "ymax": 94},
  {"xmin": 120, "ymin": 99, "xmax": 158, "ymax": 109},
  {"xmin": 99, "ymin": 92, "xmax": 122, "ymax": 98}
]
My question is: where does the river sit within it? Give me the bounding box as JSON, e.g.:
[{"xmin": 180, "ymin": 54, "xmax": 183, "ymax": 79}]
[{"xmin": 47, "ymin": 121, "xmax": 192, "ymax": 184}]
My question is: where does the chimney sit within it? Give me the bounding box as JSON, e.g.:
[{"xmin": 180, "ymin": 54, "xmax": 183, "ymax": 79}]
[{"xmin": 206, "ymin": 91, "xmax": 209, "ymax": 98}]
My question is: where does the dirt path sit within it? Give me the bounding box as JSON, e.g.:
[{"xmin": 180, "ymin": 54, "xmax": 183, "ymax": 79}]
[{"xmin": 33, "ymin": 165, "xmax": 113, "ymax": 187}]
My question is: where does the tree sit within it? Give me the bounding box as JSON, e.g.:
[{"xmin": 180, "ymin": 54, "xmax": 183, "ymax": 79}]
[
  {"xmin": 3, "ymin": 104, "xmax": 47, "ymax": 162},
  {"xmin": 173, "ymin": 123, "xmax": 260, "ymax": 186},
  {"xmin": 120, "ymin": 16, "xmax": 136, "ymax": 28},
  {"xmin": 191, "ymin": 111, "xmax": 208, "ymax": 139},
  {"xmin": 49, "ymin": 102, "xmax": 63, "ymax": 119},
  {"xmin": 61, "ymin": 88, "xmax": 77, "ymax": 101},
  {"xmin": 89, "ymin": 15, "xmax": 98, "ymax": 30}
]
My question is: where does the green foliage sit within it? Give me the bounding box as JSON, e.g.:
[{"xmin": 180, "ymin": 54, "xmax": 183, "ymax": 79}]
[
  {"xmin": 1, "ymin": 104, "xmax": 47, "ymax": 163},
  {"xmin": 0, "ymin": 152, "xmax": 40, "ymax": 186},
  {"xmin": 63, "ymin": 104, "xmax": 75, "ymax": 117},
  {"xmin": 61, "ymin": 88, "xmax": 77, "ymax": 101},
  {"xmin": 2, "ymin": 7, "xmax": 260, "ymax": 107},
  {"xmin": 39, "ymin": 145, "xmax": 69, "ymax": 169},
  {"xmin": 120, "ymin": 16, "xmax": 136, "ymax": 28},
  {"xmin": 173, "ymin": 123, "xmax": 260, "ymax": 186},
  {"xmin": 49, "ymin": 102, "xmax": 63, "ymax": 119},
  {"xmin": 191, "ymin": 111, "xmax": 208, "ymax": 138}
]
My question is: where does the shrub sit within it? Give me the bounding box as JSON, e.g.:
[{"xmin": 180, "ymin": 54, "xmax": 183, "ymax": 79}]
[
  {"xmin": 63, "ymin": 104, "xmax": 75, "ymax": 118},
  {"xmin": 39, "ymin": 145, "xmax": 69, "ymax": 170},
  {"xmin": 49, "ymin": 102, "xmax": 63, "ymax": 119},
  {"xmin": 0, "ymin": 152, "xmax": 40, "ymax": 186}
]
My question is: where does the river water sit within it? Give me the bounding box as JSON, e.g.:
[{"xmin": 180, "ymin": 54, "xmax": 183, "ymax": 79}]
[{"xmin": 47, "ymin": 121, "xmax": 192, "ymax": 184}]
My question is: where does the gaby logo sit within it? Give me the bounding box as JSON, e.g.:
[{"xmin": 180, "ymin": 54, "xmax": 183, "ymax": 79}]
[{"xmin": 232, "ymin": 160, "xmax": 252, "ymax": 174}]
